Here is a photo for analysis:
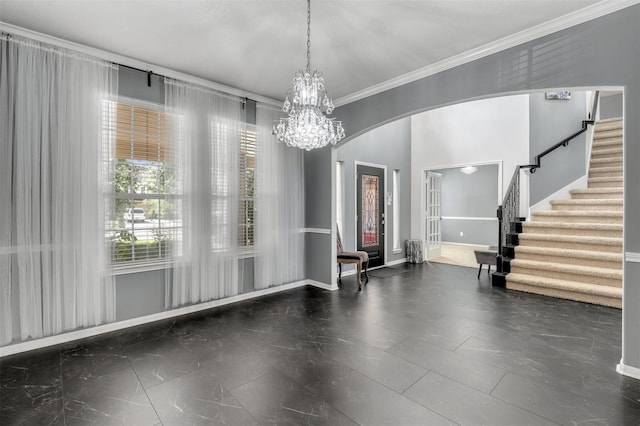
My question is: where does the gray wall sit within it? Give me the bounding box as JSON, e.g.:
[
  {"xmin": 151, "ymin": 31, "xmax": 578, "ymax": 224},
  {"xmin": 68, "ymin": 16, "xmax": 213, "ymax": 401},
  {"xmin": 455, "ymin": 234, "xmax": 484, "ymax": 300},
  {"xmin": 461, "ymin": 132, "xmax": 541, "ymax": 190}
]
[
  {"xmin": 119, "ymin": 66, "xmax": 164, "ymax": 104},
  {"xmin": 313, "ymin": 6, "xmax": 640, "ymax": 372},
  {"xmin": 600, "ymin": 93, "xmax": 623, "ymax": 120},
  {"xmin": 436, "ymin": 165, "xmax": 499, "ymax": 246},
  {"xmin": 336, "ymin": 118, "xmax": 411, "ymax": 269},
  {"xmin": 304, "ymin": 147, "xmax": 333, "ymax": 284},
  {"xmin": 529, "ymin": 91, "xmax": 587, "ymax": 204}
]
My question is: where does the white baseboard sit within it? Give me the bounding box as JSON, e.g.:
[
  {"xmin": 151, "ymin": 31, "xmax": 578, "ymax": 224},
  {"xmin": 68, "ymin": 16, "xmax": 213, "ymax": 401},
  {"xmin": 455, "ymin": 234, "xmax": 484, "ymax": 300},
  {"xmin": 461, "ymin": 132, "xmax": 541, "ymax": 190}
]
[
  {"xmin": 617, "ymin": 361, "xmax": 640, "ymax": 380},
  {"xmin": 337, "ymin": 258, "xmax": 407, "ymax": 278},
  {"xmin": 307, "ymin": 279, "xmax": 338, "ymax": 291},
  {"xmin": 0, "ymin": 279, "xmax": 318, "ymax": 358}
]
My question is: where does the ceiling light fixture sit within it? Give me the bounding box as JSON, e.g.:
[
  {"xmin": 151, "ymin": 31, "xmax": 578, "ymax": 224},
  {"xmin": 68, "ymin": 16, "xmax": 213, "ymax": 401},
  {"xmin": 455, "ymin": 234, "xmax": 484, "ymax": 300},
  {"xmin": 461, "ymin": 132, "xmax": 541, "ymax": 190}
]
[
  {"xmin": 460, "ymin": 166, "xmax": 478, "ymax": 175},
  {"xmin": 273, "ymin": 0, "xmax": 344, "ymax": 150}
]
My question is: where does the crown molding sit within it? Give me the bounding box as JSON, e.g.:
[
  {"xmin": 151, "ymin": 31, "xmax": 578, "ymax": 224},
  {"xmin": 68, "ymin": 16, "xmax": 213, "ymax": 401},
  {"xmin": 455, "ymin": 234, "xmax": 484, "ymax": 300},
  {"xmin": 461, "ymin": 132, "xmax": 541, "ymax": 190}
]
[
  {"xmin": 0, "ymin": 21, "xmax": 281, "ymax": 108},
  {"xmin": 334, "ymin": 0, "xmax": 640, "ymax": 107}
]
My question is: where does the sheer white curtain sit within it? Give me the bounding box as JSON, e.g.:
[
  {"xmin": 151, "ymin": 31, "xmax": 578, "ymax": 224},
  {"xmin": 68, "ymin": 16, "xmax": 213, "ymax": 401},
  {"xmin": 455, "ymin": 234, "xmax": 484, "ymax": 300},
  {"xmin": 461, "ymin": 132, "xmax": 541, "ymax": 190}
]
[
  {"xmin": 165, "ymin": 80, "xmax": 243, "ymax": 307},
  {"xmin": 254, "ymin": 105, "xmax": 305, "ymax": 289},
  {"xmin": 0, "ymin": 34, "xmax": 117, "ymax": 345}
]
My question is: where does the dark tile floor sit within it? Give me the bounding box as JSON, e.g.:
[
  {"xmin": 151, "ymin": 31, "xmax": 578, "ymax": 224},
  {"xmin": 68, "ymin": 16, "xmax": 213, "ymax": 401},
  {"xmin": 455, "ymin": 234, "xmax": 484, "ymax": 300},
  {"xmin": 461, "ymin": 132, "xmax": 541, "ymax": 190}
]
[{"xmin": 1, "ymin": 263, "xmax": 639, "ymax": 425}]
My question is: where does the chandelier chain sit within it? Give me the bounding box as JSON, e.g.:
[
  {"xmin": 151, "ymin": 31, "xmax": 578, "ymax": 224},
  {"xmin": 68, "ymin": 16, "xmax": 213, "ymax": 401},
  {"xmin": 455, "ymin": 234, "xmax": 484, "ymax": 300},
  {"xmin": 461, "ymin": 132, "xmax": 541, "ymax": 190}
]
[
  {"xmin": 273, "ymin": 0, "xmax": 345, "ymax": 150},
  {"xmin": 306, "ymin": 0, "xmax": 311, "ymax": 72}
]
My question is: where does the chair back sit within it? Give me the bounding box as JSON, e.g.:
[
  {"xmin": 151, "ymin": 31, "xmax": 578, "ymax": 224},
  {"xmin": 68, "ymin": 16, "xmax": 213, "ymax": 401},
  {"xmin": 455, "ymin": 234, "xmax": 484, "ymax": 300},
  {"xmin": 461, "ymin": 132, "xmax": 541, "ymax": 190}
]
[{"xmin": 336, "ymin": 225, "xmax": 344, "ymax": 254}]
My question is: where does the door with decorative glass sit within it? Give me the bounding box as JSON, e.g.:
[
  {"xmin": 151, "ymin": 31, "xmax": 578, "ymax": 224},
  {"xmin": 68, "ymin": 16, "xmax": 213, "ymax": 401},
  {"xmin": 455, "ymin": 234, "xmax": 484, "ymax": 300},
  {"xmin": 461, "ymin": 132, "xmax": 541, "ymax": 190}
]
[
  {"xmin": 357, "ymin": 165, "xmax": 385, "ymax": 268},
  {"xmin": 425, "ymin": 171, "xmax": 442, "ymax": 260}
]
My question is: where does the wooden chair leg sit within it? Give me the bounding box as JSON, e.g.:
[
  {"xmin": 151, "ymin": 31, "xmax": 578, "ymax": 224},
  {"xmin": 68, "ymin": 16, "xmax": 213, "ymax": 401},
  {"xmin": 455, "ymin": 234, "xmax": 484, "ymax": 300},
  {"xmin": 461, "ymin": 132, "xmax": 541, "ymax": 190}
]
[
  {"xmin": 363, "ymin": 261, "xmax": 369, "ymax": 284},
  {"xmin": 488, "ymin": 265, "xmax": 491, "ymax": 275},
  {"xmin": 356, "ymin": 263, "xmax": 362, "ymax": 291},
  {"xmin": 477, "ymin": 264, "xmax": 483, "ymax": 279},
  {"xmin": 339, "ymin": 263, "xmax": 342, "ymax": 283}
]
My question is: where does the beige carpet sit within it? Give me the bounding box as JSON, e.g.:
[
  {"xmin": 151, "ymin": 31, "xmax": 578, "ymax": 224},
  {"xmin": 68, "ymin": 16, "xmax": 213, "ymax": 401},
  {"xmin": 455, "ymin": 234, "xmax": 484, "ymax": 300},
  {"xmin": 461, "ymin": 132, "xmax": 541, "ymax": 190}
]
[
  {"xmin": 429, "ymin": 243, "xmax": 490, "ymax": 269},
  {"xmin": 506, "ymin": 117, "xmax": 623, "ymax": 309}
]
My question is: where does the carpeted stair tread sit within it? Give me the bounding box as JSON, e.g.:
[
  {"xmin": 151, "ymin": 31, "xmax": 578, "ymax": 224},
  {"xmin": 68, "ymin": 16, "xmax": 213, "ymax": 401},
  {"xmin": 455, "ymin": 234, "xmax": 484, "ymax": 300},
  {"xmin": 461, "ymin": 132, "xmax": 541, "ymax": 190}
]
[
  {"xmin": 593, "ymin": 129, "xmax": 623, "ymax": 140},
  {"xmin": 518, "ymin": 233, "xmax": 622, "ymax": 253},
  {"xmin": 550, "ymin": 199, "xmax": 622, "ymax": 211},
  {"xmin": 514, "ymin": 246, "xmax": 623, "ymax": 269},
  {"xmin": 596, "ymin": 117, "xmax": 622, "ymax": 124},
  {"xmin": 588, "ymin": 176, "xmax": 622, "ymax": 188},
  {"xmin": 510, "ymin": 259, "xmax": 622, "ymax": 281},
  {"xmin": 514, "ymin": 245, "xmax": 623, "ymax": 259},
  {"xmin": 506, "ymin": 273, "xmax": 621, "ymax": 298},
  {"xmin": 507, "ymin": 274, "xmax": 622, "ymax": 309},
  {"xmin": 590, "ymin": 156, "xmax": 623, "ymax": 166},
  {"xmin": 531, "ymin": 210, "xmax": 622, "ymax": 224},
  {"xmin": 522, "ymin": 221, "xmax": 622, "ymax": 235},
  {"xmin": 589, "ymin": 166, "xmax": 623, "ymax": 174},
  {"xmin": 519, "ymin": 233, "xmax": 622, "ymax": 245},
  {"xmin": 592, "ymin": 137, "xmax": 622, "ymax": 146},
  {"xmin": 570, "ymin": 188, "xmax": 622, "ymax": 194},
  {"xmin": 591, "ymin": 148, "xmax": 623, "ymax": 158},
  {"xmin": 587, "ymin": 166, "xmax": 623, "ymax": 177}
]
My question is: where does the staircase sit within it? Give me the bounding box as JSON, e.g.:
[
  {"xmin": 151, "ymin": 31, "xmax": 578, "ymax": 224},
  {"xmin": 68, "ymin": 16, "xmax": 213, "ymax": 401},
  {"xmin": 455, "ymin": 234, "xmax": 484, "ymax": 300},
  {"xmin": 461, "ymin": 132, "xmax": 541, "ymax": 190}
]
[{"xmin": 506, "ymin": 117, "xmax": 623, "ymax": 308}]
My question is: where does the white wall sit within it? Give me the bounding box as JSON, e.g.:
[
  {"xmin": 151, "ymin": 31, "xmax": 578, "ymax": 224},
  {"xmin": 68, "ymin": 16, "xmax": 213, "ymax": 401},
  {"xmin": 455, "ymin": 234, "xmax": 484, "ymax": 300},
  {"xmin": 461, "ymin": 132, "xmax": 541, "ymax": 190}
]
[{"xmin": 410, "ymin": 95, "xmax": 530, "ymax": 240}]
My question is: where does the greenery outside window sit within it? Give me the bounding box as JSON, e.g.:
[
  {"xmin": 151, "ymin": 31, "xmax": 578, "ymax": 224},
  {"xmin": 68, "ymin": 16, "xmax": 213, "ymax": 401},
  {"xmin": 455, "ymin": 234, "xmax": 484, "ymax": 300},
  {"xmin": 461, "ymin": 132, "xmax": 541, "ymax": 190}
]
[{"xmin": 104, "ymin": 100, "xmax": 179, "ymax": 265}]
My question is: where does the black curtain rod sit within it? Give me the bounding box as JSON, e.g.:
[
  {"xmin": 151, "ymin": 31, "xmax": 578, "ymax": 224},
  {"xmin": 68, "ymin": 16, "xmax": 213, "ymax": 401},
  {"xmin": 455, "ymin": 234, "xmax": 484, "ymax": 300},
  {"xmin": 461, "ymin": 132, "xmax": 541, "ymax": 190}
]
[{"xmin": 117, "ymin": 63, "xmax": 250, "ymax": 104}]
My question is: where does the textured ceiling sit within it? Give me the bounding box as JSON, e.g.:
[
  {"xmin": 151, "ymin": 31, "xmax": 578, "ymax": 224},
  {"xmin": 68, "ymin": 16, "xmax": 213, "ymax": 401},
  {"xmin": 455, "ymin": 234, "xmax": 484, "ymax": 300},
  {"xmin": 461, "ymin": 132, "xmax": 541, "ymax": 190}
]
[{"xmin": 0, "ymin": 0, "xmax": 608, "ymax": 102}]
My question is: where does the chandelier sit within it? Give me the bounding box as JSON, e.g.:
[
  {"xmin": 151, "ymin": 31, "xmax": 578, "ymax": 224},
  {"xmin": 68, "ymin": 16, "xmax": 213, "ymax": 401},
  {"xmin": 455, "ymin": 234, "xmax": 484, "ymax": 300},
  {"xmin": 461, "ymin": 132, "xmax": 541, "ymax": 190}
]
[{"xmin": 273, "ymin": 0, "xmax": 345, "ymax": 150}]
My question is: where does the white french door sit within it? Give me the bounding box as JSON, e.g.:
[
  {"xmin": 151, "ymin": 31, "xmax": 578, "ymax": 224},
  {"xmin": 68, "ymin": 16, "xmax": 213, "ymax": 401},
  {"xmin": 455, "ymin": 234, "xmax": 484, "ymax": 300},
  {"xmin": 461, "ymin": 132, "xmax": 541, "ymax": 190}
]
[{"xmin": 425, "ymin": 171, "xmax": 442, "ymax": 260}]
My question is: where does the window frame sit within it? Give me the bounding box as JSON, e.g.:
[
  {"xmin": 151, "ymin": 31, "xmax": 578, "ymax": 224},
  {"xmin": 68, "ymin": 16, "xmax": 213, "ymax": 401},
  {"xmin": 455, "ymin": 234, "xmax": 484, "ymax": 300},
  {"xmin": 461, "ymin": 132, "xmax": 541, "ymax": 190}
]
[{"xmin": 104, "ymin": 97, "xmax": 180, "ymax": 271}]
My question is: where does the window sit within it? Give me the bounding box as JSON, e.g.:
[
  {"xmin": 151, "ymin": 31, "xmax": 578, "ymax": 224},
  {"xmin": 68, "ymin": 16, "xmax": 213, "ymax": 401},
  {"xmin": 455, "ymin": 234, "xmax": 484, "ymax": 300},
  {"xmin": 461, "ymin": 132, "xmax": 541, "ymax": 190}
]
[
  {"xmin": 239, "ymin": 126, "xmax": 256, "ymax": 248},
  {"xmin": 393, "ymin": 169, "xmax": 400, "ymax": 251},
  {"xmin": 103, "ymin": 100, "xmax": 180, "ymax": 265}
]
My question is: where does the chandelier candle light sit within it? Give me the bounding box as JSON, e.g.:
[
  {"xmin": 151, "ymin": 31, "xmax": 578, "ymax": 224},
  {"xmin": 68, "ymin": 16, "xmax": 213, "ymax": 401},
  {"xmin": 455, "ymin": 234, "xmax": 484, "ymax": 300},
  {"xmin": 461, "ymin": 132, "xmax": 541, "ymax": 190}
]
[{"xmin": 273, "ymin": 0, "xmax": 345, "ymax": 150}]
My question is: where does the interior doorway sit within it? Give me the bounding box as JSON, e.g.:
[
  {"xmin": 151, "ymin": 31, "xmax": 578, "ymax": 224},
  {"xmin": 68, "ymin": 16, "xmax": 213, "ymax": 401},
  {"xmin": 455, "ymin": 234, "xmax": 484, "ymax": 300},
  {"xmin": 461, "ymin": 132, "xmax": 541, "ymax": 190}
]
[
  {"xmin": 357, "ymin": 164, "xmax": 385, "ymax": 268},
  {"xmin": 425, "ymin": 171, "xmax": 442, "ymax": 260}
]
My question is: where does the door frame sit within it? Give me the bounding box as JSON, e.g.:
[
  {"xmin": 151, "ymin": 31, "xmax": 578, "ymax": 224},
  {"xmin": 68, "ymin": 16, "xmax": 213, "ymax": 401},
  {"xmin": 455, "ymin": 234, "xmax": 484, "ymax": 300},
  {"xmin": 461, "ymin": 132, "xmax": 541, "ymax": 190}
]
[
  {"xmin": 425, "ymin": 171, "xmax": 443, "ymax": 260},
  {"xmin": 354, "ymin": 161, "xmax": 388, "ymax": 268},
  {"xmin": 421, "ymin": 160, "xmax": 503, "ymax": 261}
]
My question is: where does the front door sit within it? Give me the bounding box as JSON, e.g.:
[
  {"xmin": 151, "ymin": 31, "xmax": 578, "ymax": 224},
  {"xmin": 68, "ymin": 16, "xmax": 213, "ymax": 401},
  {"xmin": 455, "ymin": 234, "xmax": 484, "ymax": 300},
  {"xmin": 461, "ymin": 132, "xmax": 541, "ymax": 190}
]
[
  {"xmin": 425, "ymin": 171, "xmax": 442, "ymax": 260},
  {"xmin": 357, "ymin": 165, "xmax": 385, "ymax": 268}
]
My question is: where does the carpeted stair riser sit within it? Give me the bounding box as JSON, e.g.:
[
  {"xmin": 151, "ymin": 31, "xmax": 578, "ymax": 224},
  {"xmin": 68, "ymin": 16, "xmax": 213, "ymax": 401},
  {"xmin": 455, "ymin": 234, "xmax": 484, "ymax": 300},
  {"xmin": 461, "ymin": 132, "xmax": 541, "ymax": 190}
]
[
  {"xmin": 591, "ymin": 147, "xmax": 623, "ymax": 159},
  {"xmin": 550, "ymin": 199, "xmax": 622, "ymax": 211},
  {"xmin": 590, "ymin": 157, "xmax": 623, "ymax": 168},
  {"xmin": 569, "ymin": 188, "xmax": 623, "ymax": 200},
  {"xmin": 506, "ymin": 282, "xmax": 622, "ymax": 308},
  {"xmin": 589, "ymin": 169, "xmax": 623, "ymax": 179},
  {"xmin": 593, "ymin": 129, "xmax": 623, "ymax": 140},
  {"xmin": 591, "ymin": 138, "xmax": 623, "ymax": 151},
  {"xmin": 506, "ymin": 272, "xmax": 622, "ymax": 301},
  {"xmin": 531, "ymin": 211, "xmax": 622, "ymax": 224},
  {"xmin": 522, "ymin": 222, "xmax": 622, "ymax": 238},
  {"xmin": 509, "ymin": 263, "xmax": 621, "ymax": 288},
  {"xmin": 514, "ymin": 249, "xmax": 622, "ymax": 269},
  {"xmin": 591, "ymin": 144, "xmax": 624, "ymax": 160},
  {"xmin": 588, "ymin": 177, "xmax": 622, "ymax": 188},
  {"xmin": 518, "ymin": 235, "xmax": 622, "ymax": 253}
]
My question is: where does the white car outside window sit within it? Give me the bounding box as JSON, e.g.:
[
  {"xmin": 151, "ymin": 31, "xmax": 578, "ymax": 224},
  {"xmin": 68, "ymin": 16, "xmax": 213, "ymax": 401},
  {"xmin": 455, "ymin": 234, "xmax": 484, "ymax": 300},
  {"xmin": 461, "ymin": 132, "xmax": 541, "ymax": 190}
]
[{"xmin": 124, "ymin": 208, "xmax": 145, "ymax": 222}]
